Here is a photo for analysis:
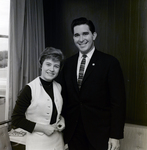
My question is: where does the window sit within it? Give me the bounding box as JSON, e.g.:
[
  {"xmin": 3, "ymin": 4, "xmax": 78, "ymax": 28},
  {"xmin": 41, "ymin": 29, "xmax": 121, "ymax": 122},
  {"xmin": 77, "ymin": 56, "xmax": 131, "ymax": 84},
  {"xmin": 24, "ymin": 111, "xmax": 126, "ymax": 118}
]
[{"xmin": 0, "ymin": 0, "xmax": 10, "ymax": 97}]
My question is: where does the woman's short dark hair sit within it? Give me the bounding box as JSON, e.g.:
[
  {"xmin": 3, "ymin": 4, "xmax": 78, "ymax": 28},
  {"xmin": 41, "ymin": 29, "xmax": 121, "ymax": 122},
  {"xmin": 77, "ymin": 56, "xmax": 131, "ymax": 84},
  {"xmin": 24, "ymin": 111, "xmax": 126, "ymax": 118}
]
[
  {"xmin": 71, "ymin": 17, "xmax": 95, "ymax": 34},
  {"xmin": 39, "ymin": 47, "xmax": 64, "ymax": 67}
]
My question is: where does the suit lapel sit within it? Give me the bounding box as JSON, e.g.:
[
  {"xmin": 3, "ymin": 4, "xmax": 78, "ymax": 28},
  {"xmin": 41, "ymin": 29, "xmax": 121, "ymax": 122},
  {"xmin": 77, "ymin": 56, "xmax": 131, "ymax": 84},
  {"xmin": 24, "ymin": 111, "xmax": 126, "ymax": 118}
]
[
  {"xmin": 82, "ymin": 50, "xmax": 99, "ymax": 84},
  {"xmin": 71, "ymin": 54, "xmax": 79, "ymax": 92}
]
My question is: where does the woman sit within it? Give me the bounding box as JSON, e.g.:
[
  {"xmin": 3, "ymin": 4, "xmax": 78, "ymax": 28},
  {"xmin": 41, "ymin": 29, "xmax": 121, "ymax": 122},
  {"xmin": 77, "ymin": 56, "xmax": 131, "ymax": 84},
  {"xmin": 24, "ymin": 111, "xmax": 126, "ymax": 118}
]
[{"xmin": 12, "ymin": 47, "xmax": 65, "ymax": 150}]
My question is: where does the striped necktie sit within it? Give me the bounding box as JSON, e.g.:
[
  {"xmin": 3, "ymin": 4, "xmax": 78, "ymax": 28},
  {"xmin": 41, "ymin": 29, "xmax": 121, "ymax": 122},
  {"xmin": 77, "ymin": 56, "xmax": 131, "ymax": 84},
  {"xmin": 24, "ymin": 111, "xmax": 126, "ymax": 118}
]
[{"xmin": 77, "ymin": 54, "xmax": 87, "ymax": 89}]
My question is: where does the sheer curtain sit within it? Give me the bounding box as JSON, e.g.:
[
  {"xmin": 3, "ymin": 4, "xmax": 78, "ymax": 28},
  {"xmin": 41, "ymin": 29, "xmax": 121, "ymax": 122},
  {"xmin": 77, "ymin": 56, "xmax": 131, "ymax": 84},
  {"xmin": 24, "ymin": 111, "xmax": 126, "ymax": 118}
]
[{"xmin": 6, "ymin": 0, "xmax": 45, "ymax": 120}]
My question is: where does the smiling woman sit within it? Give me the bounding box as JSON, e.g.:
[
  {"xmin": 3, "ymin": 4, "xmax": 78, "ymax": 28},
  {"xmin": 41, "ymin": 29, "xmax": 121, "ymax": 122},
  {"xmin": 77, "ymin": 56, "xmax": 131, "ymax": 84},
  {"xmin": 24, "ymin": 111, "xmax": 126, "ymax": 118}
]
[{"xmin": 11, "ymin": 47, "xmax": 65, "ymax": 150}]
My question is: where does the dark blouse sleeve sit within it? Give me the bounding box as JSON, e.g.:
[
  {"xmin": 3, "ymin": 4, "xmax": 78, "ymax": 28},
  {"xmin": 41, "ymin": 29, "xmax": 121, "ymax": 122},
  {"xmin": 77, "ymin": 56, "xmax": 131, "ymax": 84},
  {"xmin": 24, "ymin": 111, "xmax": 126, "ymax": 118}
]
[{"xmin": 11, "ymin": 85, "xmax": 36, "ymax": 133}]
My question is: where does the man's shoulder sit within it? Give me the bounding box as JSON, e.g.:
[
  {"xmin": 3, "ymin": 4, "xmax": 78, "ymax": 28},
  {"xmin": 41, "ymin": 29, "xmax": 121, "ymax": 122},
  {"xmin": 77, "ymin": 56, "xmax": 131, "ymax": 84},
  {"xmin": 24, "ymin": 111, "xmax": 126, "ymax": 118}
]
[{"xmin": 95, "ymin": 49, "xmax": 119, "ymax": 62}]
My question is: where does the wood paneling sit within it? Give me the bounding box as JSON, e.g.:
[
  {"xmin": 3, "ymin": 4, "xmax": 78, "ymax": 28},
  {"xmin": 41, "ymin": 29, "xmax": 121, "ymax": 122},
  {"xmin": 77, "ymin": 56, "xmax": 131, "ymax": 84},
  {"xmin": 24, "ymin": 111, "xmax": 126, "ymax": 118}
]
[{"xmin": 43, "ymin": 0, "xmax": 147, "ymax": 125}]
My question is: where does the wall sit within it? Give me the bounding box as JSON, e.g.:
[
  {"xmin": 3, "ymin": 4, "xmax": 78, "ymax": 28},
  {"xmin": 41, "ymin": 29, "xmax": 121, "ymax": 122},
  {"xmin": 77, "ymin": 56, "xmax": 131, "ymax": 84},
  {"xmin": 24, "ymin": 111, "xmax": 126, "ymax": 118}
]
[{"xmin": 43, "ymin": 0, "xmax": 147, "ymax": 126}]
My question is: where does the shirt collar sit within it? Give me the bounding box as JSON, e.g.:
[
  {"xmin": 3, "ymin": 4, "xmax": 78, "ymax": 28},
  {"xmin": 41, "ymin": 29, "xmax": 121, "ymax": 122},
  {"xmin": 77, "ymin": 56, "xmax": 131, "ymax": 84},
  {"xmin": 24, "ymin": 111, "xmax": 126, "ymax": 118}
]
[{"xmin": 79, "ymin": 47, "xmax": 95, "ymax": 59}]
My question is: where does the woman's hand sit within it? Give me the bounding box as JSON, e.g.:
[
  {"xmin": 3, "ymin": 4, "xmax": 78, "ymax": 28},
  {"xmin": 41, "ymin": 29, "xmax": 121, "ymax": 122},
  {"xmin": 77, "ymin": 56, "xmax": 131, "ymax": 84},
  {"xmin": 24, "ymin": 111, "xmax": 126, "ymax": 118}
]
[
  {"xmin": 34, "ymin": 123, "xmax": 55, "ymax": 136},
  {"xmin": 34, "ymin": 116, "xmax": 65, "ymax": 136},
  {"xmin": 42, "ymin": 125, "xmax": 55, "ymax": 136},
  {"xmin": 56, "ymin": 116, "xmax": 65, "ymax": 132}
]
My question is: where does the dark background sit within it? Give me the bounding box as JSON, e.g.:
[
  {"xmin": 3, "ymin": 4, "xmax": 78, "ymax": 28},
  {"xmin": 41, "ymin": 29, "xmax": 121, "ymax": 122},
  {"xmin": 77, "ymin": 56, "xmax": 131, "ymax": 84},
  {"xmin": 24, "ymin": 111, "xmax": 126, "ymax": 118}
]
[{"xmin": 43, "ymin": 0, "xmax": 147, "ymax": 126}]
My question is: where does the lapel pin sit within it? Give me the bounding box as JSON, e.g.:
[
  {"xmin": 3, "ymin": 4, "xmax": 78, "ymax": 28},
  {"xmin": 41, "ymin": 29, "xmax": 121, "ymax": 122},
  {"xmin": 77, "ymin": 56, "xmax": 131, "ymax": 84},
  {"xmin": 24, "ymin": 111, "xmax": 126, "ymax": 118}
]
[{"xmin": 92, "ymin": 63, "xmax": 95, "ymax": 66}]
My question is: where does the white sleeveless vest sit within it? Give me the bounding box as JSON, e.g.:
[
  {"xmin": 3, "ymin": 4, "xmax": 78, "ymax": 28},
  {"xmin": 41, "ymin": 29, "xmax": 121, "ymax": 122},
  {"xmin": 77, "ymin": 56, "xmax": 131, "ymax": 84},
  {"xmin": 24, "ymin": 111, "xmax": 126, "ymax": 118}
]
[
  {"xmin": 26, "ymin": 77, "xmax": 63, "ymax": 125},
  {"xmin": 25, "ymin": 77, "xmax": 65, "ymax": 150}
]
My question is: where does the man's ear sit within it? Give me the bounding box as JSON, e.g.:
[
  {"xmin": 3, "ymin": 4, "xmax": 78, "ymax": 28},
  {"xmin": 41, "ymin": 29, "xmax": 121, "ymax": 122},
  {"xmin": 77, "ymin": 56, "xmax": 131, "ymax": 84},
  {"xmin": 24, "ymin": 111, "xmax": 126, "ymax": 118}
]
[{"xmin": 93, "ymin": 32, "xmax": 97, "ymax": 40}]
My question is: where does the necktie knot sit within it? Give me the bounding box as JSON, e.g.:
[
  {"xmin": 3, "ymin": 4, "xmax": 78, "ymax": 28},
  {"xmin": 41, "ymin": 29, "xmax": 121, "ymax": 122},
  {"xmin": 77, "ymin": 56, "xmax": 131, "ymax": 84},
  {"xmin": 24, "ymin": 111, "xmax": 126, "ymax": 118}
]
[{"xmin": 82, "ymin": 54, "xmax": 87, "ymax": 58}]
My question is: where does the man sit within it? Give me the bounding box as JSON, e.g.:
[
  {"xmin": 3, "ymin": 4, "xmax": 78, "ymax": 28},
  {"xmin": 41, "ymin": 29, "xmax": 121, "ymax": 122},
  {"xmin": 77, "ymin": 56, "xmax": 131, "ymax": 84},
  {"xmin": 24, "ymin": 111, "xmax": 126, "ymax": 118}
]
[{"xmin": 60, "ymin": 17, "xmax": 126, "ymax": 150}]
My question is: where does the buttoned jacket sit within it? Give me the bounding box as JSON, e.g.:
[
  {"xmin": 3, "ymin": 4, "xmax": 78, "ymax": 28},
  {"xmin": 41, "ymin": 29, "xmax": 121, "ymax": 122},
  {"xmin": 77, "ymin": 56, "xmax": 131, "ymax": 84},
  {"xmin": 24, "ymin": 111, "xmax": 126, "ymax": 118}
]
[{"xmin": 60, "ymin": 49, "xmax": 126, "ymax": 149}]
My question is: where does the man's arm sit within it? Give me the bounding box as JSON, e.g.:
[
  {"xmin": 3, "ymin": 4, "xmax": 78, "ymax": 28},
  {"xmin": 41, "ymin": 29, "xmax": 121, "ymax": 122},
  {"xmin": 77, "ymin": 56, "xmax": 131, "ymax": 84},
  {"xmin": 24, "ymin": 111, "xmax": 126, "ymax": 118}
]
[{"xmin": 108, "ymin": 58, "xmax": 126, "ymax": 138}]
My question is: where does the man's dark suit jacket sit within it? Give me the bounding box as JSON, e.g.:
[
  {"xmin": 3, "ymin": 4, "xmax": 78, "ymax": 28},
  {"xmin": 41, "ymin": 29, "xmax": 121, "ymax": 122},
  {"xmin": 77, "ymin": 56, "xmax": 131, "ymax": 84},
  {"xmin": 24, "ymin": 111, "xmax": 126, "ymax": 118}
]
[{"xmin": 60, "ymin": 49, "xmax": 126, "ymax": 149}]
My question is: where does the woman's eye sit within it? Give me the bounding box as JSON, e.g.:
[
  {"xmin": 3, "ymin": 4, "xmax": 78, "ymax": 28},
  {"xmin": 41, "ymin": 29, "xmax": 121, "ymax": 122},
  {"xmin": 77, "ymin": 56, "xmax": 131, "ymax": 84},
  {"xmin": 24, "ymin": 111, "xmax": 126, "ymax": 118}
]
[
  {"xmin": 46, "ymin": 63, "xmax": 51, "ymax": 66},
  {"xmin": 55, "ymin": 65, "xmax": 60, "ymax": 68}
]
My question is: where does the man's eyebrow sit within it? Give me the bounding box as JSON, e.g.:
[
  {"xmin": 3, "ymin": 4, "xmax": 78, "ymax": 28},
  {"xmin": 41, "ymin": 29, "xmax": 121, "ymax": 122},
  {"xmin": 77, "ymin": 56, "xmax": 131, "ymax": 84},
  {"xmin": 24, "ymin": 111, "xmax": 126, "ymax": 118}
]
[{"xmin": 83, "ymin": 31, "xmax": 89, "ymax": 34}]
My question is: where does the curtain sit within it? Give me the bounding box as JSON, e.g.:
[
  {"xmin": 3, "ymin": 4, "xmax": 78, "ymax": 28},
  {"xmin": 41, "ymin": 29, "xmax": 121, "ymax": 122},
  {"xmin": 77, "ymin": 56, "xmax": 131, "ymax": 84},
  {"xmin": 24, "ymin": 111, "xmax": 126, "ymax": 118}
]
[{"xmin": 6, "ymin": 0, "xmax": 45, "ymax": 120}]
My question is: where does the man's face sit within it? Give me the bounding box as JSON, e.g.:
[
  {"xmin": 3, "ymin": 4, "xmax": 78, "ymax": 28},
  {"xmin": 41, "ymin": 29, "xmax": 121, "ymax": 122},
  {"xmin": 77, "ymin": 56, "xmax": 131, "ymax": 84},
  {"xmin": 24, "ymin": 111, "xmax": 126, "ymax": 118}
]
[{"xmin": 73, "ymin": 24, "xmax": 97, "ymax": 54}]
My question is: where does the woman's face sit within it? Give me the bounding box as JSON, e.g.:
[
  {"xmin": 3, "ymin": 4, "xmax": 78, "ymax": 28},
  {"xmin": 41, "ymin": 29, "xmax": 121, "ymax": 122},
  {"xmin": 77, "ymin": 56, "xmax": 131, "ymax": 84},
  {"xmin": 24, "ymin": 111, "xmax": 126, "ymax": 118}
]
[{"xmin": 41, "ymin": 58, "xmax": 60, "ymax": 82}]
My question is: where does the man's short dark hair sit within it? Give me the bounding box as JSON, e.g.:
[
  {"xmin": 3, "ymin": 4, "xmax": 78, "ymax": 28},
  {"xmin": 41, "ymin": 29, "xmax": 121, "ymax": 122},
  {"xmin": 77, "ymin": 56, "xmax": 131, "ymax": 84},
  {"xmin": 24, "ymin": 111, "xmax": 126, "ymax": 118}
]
[{"xmin": 71, "ymin": 17, "xmax": 95, "ymax": 34}]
